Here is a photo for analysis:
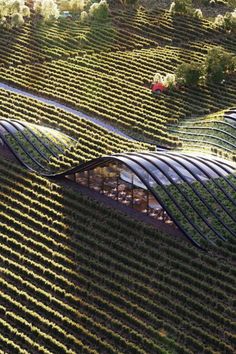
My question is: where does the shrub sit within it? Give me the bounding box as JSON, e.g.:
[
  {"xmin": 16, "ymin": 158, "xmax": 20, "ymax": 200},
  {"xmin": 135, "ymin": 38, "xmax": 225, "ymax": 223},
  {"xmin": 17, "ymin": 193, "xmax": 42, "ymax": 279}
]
[
  {"xmin": 204, "ymin": 47, "xmax": 236, "ymax": 83},
  {"xmin": 176, "ymin": 62, "xmax": 202, "ymax": 86}
]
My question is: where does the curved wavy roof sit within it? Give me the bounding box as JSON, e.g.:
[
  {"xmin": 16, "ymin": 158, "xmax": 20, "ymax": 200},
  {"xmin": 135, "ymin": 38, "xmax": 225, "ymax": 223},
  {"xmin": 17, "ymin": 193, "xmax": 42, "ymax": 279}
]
[
  {"xmin": 0, "ymin": 118, "xmax": 235, "ymax": 249},
  {"xmin": 0, "ymin": 118, "xmax": 76, "ymax": 174},
  {"xmin": 225, "ymin": 108, "xmax": 236, "ymax": 125},
  {"xmin": 169, "ymin": 108, "xmax": 236, "ymax": 157}
]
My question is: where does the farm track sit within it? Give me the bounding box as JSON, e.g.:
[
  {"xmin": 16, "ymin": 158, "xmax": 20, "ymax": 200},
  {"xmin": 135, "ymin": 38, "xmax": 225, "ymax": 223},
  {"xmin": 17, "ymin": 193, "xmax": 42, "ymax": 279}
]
[{"xmin": 0, "ymin": 82, "xmax": 136, "ymax": 142}]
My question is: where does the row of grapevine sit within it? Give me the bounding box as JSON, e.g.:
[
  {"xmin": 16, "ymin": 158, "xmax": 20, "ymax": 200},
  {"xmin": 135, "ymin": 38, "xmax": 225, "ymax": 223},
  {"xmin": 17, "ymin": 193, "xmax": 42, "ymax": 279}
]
[
  {"xmin": 169, "ymin": 109, "xmax": 236, "ymax": 159},
  {"xmin": 0, "ymin": 157, "xmax": 235, "ymax": 353},
  {"xmin": 1, "ymin": 40, "xmax": 235, "ymax": 146},
  {"xmin": 0, "ymin": 89, "xmax": 154, "ymax": 171},
  {"xmin": 1, "ymin": 119, "xmax": 235, "ymax": 248},
  {"xmin": 1, "ymin": 7, "xmax": 235, "ymax": 70}
]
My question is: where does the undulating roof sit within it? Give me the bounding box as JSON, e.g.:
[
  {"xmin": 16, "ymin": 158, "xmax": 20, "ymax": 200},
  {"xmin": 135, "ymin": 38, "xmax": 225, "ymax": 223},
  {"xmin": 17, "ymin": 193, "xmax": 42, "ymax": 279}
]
[
  {"xmin": 225, "ymin": 108, "xmax": 236, "ymax": 125},
  {"xmin": 0, "ymin": 118, "xmax": 235, "ymax": 249}
]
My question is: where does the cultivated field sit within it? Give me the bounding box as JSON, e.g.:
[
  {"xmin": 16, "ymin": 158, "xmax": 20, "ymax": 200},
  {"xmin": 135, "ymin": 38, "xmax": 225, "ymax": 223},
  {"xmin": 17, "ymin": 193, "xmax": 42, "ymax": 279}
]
[
  {"xmin": 0, "ymin": 158, "xmax": 235, "ymax": 353},
  {"xmin": 0, "ymin": 2, "xmax": 235, "ymax": 353}
]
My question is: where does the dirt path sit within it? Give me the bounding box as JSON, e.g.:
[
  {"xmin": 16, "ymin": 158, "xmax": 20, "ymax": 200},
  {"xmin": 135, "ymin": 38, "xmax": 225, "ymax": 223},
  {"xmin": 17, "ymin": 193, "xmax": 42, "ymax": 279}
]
[{"xmin": 0, "ymin": 82, "xmax": 136, "ymax": 141}]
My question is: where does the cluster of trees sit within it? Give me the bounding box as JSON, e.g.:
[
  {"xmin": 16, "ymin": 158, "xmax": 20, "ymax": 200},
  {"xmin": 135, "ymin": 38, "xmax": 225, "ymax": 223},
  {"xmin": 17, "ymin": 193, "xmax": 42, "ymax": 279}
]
[
  {"xmin": 0, "ymin": 0, "xmax": 62, "ymax": 26},
  {"xmin": 169, "ymin": 0, "xmax": 203, "ymax": 19},
  {"xmin": 34, "ymin": 0, "xmax": 60, "ymax": 22},
  {"xmin": 60, "ymin": 0, "xmax": 110, "ymax": 22},
  {"xmin": 0, "ymin": 0, "xmax": 110, "ymax": 28},
  {"xmin": 169, "ymin": 0, "xmax": 236, "ymax": 33},
  {"xmin": 0, "ymin": 0, "xmax": 30, "ymax": 28},
  {"xmin": 214, "ymin": 9, "xmax": 236, "ymax": 33},
  {"xmin": 176, "ymin": 47, "xmax": 236, "ymax": 85},
  {"xmin": 153, "ymin": 47, "xmax": 236, "ymax": 88},
  {"xmin": 153, "ymin": 72, "xmax": 176, "ymax": 89}
]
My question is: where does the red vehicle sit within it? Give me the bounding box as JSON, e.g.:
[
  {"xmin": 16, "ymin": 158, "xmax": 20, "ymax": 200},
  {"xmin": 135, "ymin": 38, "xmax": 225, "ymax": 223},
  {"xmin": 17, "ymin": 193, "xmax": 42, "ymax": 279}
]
[
  {"xmin": 143, "ymin": 79, "xmax": 181, "ymax": 95},
  {"xmin": 143, "ymin": 80, "xmax": 168, "ymax": 95},
  {"xmin": 151, "ymin": 82, "xmax": 167, "ymax": 94}
]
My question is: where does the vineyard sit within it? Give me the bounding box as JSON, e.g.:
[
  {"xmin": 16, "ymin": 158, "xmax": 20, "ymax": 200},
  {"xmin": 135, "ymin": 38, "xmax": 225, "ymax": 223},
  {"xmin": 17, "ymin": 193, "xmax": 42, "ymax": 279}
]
[
  {"xmin": 0, "ymin": 88, "xmax": 153, "ymax": 169},
  {"xmin": 1, "ymin": 117, "xmax": 236, "ymax": 248},
  {"xmin": 0, "ymin": 1, "xmax": 236, "ymax": 353},
  {"xmin": 1, "ymin": 8, "xmax": 236, "ymax": 147},
  {"xmin": 0, "ymin": 157, "xmax": 235, "ymax": 353},
  {"xmin": 170, "ymin": 108, "xmax": 236, "ymax": 160}
]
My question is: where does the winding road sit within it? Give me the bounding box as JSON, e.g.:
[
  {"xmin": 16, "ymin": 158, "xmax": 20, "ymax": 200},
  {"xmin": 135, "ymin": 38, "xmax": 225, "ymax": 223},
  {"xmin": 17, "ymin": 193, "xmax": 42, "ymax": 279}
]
[{"xmin": 0, "ymin": 82, "xmax": 136, "ymax": 141}]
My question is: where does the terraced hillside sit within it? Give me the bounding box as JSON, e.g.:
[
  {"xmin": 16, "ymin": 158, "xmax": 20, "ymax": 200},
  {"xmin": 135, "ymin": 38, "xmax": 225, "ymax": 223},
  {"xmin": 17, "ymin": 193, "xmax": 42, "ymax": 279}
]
[
  {"xmin": 170, "ymin": 108, "xmax": 236, "ymax": 160},
  {"xmin": 1, "ymin": 7, "xmax": 236, "ymax": 147},
  {"xmin": 0, "ymin": 2, "xmax": 236, "ymax": 354},
  {"xmin": 1, "ymin": 117, "xmax": 236, "ymax": 249},
  {"xmin": 0, "ymin": 88, "xmax": 153, "ymax": 170},
  {"xmin": 0, "ymin": 158, "xmax": 235, "ymax": 353}
]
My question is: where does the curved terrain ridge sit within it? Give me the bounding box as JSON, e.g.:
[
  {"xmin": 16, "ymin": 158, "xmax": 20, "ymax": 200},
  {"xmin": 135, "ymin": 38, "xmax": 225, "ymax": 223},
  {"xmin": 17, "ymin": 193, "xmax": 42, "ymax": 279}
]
[
  {"xmin": 1, "ymin": 118, "xmax": 235, "ymax": 249},
  {"xmin": 1, "ymin": 82, "xmax": 235, "ymax": 157},
  {"xmin": 170, "ymin": 108, "xmax": 236, "ymax": 157}
]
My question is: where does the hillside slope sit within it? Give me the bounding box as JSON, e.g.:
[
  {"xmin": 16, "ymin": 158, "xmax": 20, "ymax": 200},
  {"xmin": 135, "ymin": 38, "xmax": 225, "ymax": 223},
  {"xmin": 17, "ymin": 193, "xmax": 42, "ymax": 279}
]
[
  {"xmin": 1, "ymin": 8, "xmax": 236, "ymax": 147},
  {"xmin": 0, "ymin": 4, "xmax": 236, "ymax": 354},
  {"xmin": 0, "ymin": 158, "xmax": 235, "ymax": 353}
]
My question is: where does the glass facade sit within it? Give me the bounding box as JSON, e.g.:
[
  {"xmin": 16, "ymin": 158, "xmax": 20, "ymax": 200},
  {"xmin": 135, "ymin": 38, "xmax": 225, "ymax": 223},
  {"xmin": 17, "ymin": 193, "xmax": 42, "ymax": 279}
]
[
  {"xmin": 68, "ymin": 160, "xmax": 174, "ymax": 225},
  {"xmin": 65, "ymin": 152, "xmax": 235, "ymax": 233}
]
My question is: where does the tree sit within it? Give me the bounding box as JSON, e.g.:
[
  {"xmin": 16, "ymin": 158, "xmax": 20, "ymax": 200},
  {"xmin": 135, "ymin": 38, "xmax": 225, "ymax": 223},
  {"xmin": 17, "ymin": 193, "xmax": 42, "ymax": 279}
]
[
  {"xmin": 193, "ymin": 8, "xmax": 203, "ymax": 19},
  {"xmin": 153, "ymin": 72, "xmax": 163, "ymax": 84},
  {"xmin": 11, "ymin": 11, "xmax": 24, "ymax": 26},
  {"xmin": 69, "ymin": 0, "xmax": 85, "ymax": 13},
  {"xmin": 214, "ymin": 14, "xmax": 224, "ymax": 27},
  {"xmin": 204, "ymin": 47, "xmax": 236, "ymax": 83},
  {"xmin": 34, "ymin": 0, "xmax": 59, "ymax": 22},
  {"xmin": 222, "ymin": 10, "xmax": 236, "ymax": 33},
  {"xmin": 163, "ymin": 73, "xmax": 176, "ymax": 89},
  {"xmin": 176, "ymin": 62, "xmax": 202, "ymax": 86},
  {"xmin": 89, "ymin": 0, "xmax": 109, "ymax": 21},
  {"xmin": 0, "ymin": 0, "xmax": 30, "ymax": 28},
  {"xmin": 228, "ymin": 0, "xmax": 236, "ymax": 7},
  {"xmin": 169, "ymin": 0, "xmax": 193, "ymax": 15},
  {"xmin": 22, "ymin": 4, "xmax": 30, "ymax": 17},
  {"xmin": 214, "ymin": 10, "xmax": 236, "ymax": 33},
  {"xmin": 80, "ymin": 10, "xmax": 88, "ymax": 22}
]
